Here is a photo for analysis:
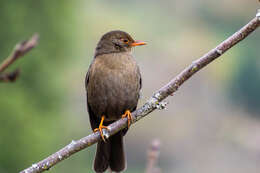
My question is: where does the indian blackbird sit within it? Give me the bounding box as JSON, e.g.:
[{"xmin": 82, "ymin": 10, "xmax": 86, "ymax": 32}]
[{"xmin": 85, "ymin": 30, "xmax": 146, "ymax": 172}]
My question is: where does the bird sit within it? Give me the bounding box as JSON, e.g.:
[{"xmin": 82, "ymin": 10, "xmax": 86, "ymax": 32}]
[{"xmin": 85, "ymin": 30, "xmax": 146, "ymax": 172}]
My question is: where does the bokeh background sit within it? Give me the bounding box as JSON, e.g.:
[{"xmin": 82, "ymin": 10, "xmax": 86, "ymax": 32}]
[{"xmin": 0, "ymin": 1, "xmax": 260, "ymax": 173}]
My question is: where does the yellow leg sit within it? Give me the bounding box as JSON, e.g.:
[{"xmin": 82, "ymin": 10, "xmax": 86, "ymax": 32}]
[
  {"xmin": 122, "ymin": 110, "xmax": 133, "ymax": 128},
  {"xmin": 94, "ymin": 115, "xmax": 108, "ymax": 142}
]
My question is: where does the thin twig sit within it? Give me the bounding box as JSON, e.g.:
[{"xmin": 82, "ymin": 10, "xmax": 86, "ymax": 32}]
[
  {"xmin": 0, "ymin": 69, "xmax": 20, "ymax": 82},
  {"xmin": 20, "ymin": 11, "xmax": 260, "ymax": 173},
  {"xmin": 0, "ymin": 34, "xmax": 39, "ymax": 82},
  {"xmin": 145, "ymin": 139, "xmax": 161, "ymax": 173}
]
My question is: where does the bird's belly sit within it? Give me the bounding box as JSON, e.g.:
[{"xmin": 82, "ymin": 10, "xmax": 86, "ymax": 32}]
[{"xmin": 88, "ymin": 68, "xmax": 139, "ymax": 121}]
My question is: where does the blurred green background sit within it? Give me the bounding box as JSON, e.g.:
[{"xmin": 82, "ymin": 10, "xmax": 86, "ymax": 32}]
[{"xmin": 0, "ymin": 1, "xmax": 260, "ymax": 173}]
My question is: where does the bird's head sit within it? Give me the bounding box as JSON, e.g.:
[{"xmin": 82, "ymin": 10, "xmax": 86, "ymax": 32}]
[{"xmin": 95, "ymin": 30, "xmax": 146, "ymax": 57}]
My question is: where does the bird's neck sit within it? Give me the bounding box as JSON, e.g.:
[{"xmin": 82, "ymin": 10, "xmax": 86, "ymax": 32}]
[{"xmin": 95, "ymin": 52, "xmax": 136, "ymax": 70}]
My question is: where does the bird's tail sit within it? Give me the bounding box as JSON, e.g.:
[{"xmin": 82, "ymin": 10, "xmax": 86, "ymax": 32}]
[{"xmin": 94, "ymin": 132, "xmax": 126, "ymax": 172}]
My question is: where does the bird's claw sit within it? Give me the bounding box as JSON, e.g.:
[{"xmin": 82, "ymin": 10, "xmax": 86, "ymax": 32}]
[
  {"xmin": 122, "ymin": 110, "xmax": 133, "ymax": 128},
  {"xmin": 94, "ymin": 115, "xmax": 108, "ymax": 142},
  {"xmin": 94, "ymin": 126, "xmax": 108, "ymax": 142}
]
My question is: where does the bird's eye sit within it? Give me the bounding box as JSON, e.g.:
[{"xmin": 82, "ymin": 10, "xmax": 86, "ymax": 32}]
[{"xmin": 123, "ymin": 39, "xmax": 129, "ymax": 43}]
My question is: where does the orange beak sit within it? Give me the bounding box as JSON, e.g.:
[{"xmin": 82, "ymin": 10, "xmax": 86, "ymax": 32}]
[{"xmin": 131, "ymin": 40, "xmax": 147, "ymax": 47}]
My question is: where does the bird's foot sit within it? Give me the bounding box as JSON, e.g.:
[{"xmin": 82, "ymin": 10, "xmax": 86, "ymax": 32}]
[
  {"xmin": 94, "ymin": 115, "xmax": 108, "ymax": 142},
  {"xmin": 122, "ymin": 110, "xmax": 133, "ymax": 128}
]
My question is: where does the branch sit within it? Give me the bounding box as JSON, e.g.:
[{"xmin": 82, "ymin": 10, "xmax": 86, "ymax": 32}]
[
  {"xmin": 0, "ymin": 34, "xmax": 39, "ymax": 82},
  {"xmin": 20, "ymin": 11, "xmax": 260, "ymax": 173}
]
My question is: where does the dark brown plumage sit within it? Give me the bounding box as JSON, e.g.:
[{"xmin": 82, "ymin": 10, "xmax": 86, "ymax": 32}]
[{"xmin": 85, "ymin": 30, "xmax": 146, "ymax": 172}]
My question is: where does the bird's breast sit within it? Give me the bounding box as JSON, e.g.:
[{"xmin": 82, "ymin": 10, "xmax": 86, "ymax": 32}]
[{"xmin": 87, "ymin": 52, "xmax": 141, "ymax": 120}]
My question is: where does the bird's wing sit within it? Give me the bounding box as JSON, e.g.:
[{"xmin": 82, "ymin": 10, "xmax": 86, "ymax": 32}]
[
  {"xmin": 137, "ymin": 66, "xmax": 142, "ymax": 100},
  {"xmin": 85, "ymin": 61, "xmax": 100, "ymax": 130},
  {"xmin": 85, "ymin": 61, "xmax": 92, "ymax": 90}
]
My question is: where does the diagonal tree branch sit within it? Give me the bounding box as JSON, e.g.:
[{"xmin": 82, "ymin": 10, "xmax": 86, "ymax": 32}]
[
  {"xmin": 20, "ymin": 11, "xmax": 260, "ymax": 173},
  {"xmin": 0, "ymin": 34, "xmax": 39, "ymax": 82}
]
